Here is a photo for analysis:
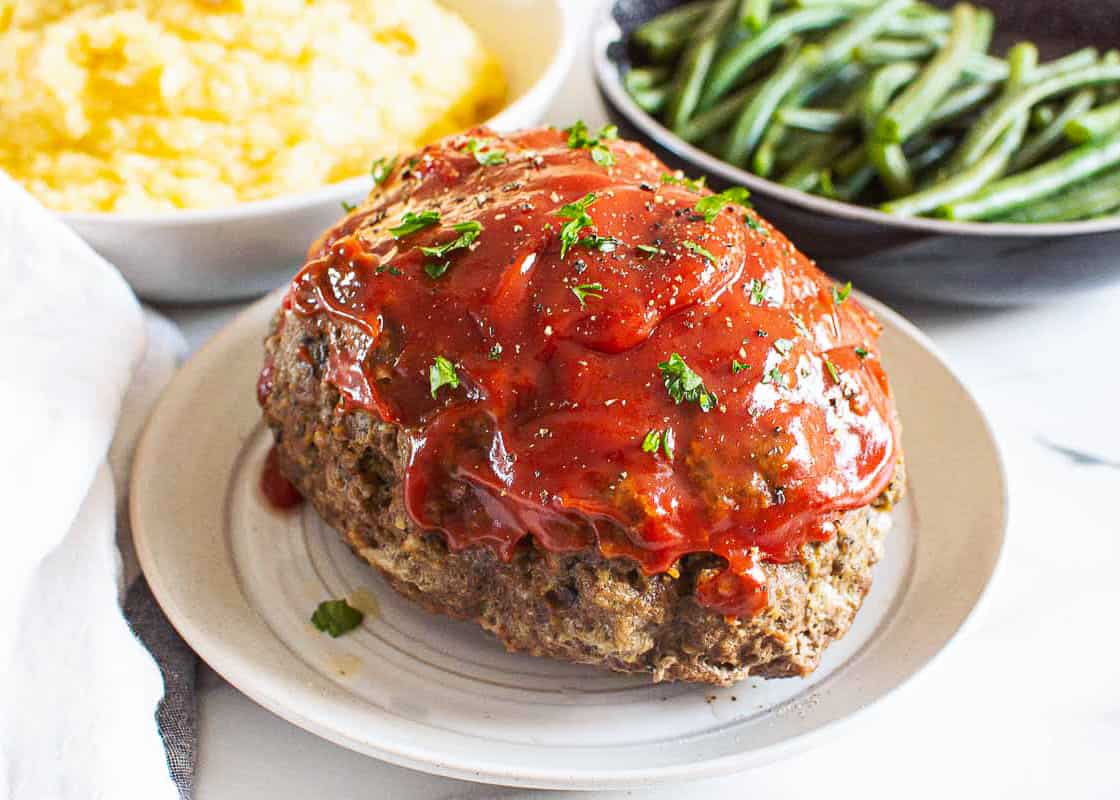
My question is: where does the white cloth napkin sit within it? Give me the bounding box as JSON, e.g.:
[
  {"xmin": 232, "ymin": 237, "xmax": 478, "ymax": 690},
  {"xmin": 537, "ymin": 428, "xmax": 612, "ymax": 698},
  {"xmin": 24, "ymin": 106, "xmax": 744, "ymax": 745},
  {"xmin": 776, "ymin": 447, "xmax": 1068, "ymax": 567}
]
[{"xmin": 0, "ymin": 175, "xmax": 183, "ymax": 800}]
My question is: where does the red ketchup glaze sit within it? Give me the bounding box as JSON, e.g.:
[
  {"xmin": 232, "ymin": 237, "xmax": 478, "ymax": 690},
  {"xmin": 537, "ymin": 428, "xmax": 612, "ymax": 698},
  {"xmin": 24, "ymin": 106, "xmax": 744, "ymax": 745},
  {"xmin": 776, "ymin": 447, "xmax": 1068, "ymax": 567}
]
[
  {"xmin": 260, "ymin": 445, "xmax": 303, "ymax": 510},
  {"xmin": 279, "ymin": 127, "xmax": 899, "ymax": 617}
]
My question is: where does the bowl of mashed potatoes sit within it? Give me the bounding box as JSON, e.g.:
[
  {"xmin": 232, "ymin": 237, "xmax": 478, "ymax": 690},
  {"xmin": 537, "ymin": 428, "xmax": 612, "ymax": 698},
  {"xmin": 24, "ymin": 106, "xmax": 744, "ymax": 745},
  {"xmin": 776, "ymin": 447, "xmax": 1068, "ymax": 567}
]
[{"xmin": 0, "ymin": 0, "xmax": 574, "ymax": 300}]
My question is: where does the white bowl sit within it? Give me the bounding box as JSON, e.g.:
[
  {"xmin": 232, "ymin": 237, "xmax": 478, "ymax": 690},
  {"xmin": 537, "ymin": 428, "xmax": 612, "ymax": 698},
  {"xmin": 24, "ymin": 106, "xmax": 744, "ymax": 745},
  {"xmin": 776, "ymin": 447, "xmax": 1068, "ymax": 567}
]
[{"xmin": 60, "ymin": 0, "xmax": 575, "ymax": 303}]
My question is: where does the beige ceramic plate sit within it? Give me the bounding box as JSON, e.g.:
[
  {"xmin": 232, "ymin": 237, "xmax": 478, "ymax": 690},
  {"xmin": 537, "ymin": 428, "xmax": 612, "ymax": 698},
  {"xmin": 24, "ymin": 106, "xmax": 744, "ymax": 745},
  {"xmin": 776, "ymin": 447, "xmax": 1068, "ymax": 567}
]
[{"xmin": 131, "ymin": 289, "xmax": 1006, "ymax": 789}]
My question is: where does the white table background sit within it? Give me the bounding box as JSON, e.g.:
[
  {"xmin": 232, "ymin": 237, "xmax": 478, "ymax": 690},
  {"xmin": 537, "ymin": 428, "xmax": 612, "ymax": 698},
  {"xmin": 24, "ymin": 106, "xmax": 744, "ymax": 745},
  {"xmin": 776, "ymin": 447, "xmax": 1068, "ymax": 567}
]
[{"xmin": 161, "ymin": 3, "xmax": 1120, "ymax": 796}]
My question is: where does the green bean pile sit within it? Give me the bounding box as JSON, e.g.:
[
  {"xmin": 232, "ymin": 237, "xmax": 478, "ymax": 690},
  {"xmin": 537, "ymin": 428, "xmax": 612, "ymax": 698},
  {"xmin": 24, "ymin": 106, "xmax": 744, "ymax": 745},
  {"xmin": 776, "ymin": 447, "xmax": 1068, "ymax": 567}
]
[{"xmin": 626, "ymin": 0, "xmax": 1120, "ymax": 222}]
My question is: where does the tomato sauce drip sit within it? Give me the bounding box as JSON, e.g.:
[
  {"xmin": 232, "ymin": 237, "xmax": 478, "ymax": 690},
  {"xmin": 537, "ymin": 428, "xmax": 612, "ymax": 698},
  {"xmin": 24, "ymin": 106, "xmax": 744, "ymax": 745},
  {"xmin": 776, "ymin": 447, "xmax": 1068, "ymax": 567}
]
[
  {"xmin": 280, "ymin": 127, "xmax": 899, "ymax": 617},
  {"xmin": 261, "ymin": 445, "xmax": 303, "ymax": 510}
]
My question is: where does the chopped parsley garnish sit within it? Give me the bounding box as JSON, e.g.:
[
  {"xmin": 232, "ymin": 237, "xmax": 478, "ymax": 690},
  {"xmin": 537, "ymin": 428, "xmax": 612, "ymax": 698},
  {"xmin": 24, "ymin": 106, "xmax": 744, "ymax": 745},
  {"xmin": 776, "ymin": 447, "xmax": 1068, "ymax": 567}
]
[
  {"xmin": 488, "ymin": 343, "xmax": 503, "ymax": 361},
  {"xmin": 790, "ymin": 311, "xmax": 811, "ymax": 338},
  {"xmin": 419, "ymin": 221, "xmax": 482, "ymax": 278},
  {"xmin": 832, "ymin": 281, "xmax": 852, "ymax": 304},
  {"xmin": 340, "ymin": 201, "xmax": 356, "ymax": 212},
  {"xmin": 460, "ymin": 138, "xmax": 507, "ymax": 166},
  {"xmin": 731, "ymin": 359, "xmax": 751, "ymax": 374},
  {"xmin": 564, "ymin": 120, "xmax": 618, "ymax": 167},
  {"xmin": 375, "ymin": 264, "xmax": 402, "ymax": 276},
  {"xmin": 429, "ymin": 355, "xmax": 460, "ymax": 399},
  {"xmin": 370, "ymin": 155, "xmax": 397, "ymax": 186},
  {"xmin": 658, "ymin": 353, "xmax": 717, "ymax": 412},
  {"xmin": 554, "ymin": 192, "xmax": 600, "ymax": 259},
  {"xmin": 576, "ymin": 234, "xmax": 621, "ymax": 253},
  {"xmin": 390, "ymin": 209, "xmax": 441, "ymax": 238},
  {"xmin": 637, "ymin": 243, "xmax": 667, "ymax": 257},
  {"xmin": 571, "ymin": 282, "xmax": 605, "ymax": 308},
  {"xmin": 824, "ymin": 357, "xmax": 841, "ymax": 383},
  {"xmin": 682, "ymin": 239, "xmax": 718, "ymax": 265},
  {"xmin": 749, "ymin": 279, "xmax": 767, "ymax": 305},
  {"xmin": 762, "ymin": 367, "xmax": 784, "ymax": 387},
  {"xmin": 745, "ymin": 212, "xmax": 767, "ymax": 234},
  {"xmin": 660, "ymin": 172, "xmax": 707, "ymax": 192},
  {"xmin": 855, "ymin": 346, "xmax": 869, "ymax": 359},
  {"xmin": 694, "ymin": 187, "xmax": 752, "ymax": 223},
  {"xmin": 641, "ymin": 428, "xmax": 675, "ymax": 460},
  {"xmin": 773, "ymin": 338, "xmax": 794, "ymax": 356},
  {"xmin": 311, "ymin": 599, "xmax": 363, "ymax": 637},
  {"xmin": 424, "ymin": 261, "xmax": 450, "ymax": 279}
]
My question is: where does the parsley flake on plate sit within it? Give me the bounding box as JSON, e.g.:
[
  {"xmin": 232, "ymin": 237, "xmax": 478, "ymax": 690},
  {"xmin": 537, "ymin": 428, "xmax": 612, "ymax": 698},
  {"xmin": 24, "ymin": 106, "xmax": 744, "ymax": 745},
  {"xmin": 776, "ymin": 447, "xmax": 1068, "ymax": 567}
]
[
  {"xmin": 824, "ymin": 357, "xmax": 841, "ymax": 383},
  {"xmin": 390, "ymin": 209, "xmax": 441, "ymax": 238},
  {"xmin": 658, "ymin": 353, "xmax": 717, "ymax": 412},
  {"xmin": 731, "ymin": 359, "xmax": 751, "ymax": 374},
  {"xmin": 554, "ymin": 192, "xmax": 600, "ymax": 259},
  {"xmin": 749, "ymin": 279, "xmax": 767, "ymax": 305},
  {"xmin": 832, "ymin": 281, "xmax": 852, "ymax": 304},
  {"xmin": 855, "ymin": 346, "xmax": 869, "ymax": 359},
  {"xmin": 694, "ymin": 187, "xmax": 751, "ymax": 223},
  {"xmin": 576, "ymin": 234, "xmax": 621, "ymax": 253},
  {"xmin": 311, "ymin": 599, "xmax": 363, "ymax": 638},
  {"xmin": 571, "ymin": 282, "xmax": 605, "ymax": 308},
  {"xmin": 429, "ymin": 355, "xmax": 460, "ymax": 399},
  {"xmin": 637, "ymin": 243, "xmax": 667, "ymax": 257}
]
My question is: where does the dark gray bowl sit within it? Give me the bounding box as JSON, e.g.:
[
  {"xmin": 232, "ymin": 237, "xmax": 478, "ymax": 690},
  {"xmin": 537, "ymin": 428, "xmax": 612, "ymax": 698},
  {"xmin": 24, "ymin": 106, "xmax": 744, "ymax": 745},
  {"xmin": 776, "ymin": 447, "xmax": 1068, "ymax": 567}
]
[{"xmin": 594, "ymin": 0, "xmax": 1120, "ymax": 306}]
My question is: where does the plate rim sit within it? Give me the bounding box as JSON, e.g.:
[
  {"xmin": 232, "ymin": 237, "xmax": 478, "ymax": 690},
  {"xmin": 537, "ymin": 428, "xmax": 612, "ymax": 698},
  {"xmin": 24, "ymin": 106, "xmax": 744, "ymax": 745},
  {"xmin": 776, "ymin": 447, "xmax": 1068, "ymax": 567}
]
[{"xmin": 131, "ymin": 289, "xmax": 1008, "ymax": 789}]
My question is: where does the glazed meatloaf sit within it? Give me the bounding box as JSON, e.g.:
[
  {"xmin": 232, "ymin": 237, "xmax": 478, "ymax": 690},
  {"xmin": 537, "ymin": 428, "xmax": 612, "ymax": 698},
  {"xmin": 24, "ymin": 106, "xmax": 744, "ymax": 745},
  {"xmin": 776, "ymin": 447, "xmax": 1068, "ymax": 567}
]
[{"xmin": 259, "ymin": 125, "xmax": 905, "ymax": 686}]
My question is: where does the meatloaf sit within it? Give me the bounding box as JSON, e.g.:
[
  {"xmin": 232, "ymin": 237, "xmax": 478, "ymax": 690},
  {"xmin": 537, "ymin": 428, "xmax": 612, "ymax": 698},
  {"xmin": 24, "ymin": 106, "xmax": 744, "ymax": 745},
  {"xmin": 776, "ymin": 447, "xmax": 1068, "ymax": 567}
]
[{"xmin": 260, "ymin": 125, "xmax": 905, "ymax": 686}]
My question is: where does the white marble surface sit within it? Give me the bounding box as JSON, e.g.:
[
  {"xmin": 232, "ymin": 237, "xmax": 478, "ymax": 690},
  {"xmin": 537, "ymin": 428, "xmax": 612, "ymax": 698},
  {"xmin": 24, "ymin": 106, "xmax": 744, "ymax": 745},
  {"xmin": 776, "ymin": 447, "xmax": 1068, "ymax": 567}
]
[{"xmin": 158, "ymin": 3, "xmax": 1120, "ymax": 796}]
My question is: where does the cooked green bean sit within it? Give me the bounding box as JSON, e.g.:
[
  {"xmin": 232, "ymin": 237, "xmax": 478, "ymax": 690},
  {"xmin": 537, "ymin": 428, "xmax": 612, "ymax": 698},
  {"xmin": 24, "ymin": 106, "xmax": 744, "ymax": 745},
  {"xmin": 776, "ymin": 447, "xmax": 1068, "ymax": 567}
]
[
  {"xmin": 925, "ymin": 81, "xmax": 998, "ymax": 129},
  {"xmin": 1010, "ymin": 89, "xmax": 1096, "ymax": 171},
  {"xmin": 633, "ymin": 1, "xmax": 714, "ymax": 62},
  {"xmin": 875, "ymin": 4, "xmax": 977, "ymax": 144},
  {"xmin": 627, "ymin": 0, "xmax": 1120, "ymax": 223},
  {"xmin": 629, "ymin": 85, "xmax": 671, "ymax": 114},
  {"xmin": 908, "ymin": 134, "xmax": 958, "ymax": 174},
  {"xmin": 881, "ymin": 41, "xmax": 1036, "ymax": 216},
  {"xmin": 994, "ymin": 167, "xmax": 1120, "ymax": 222},
  {"xmin": 942, "ymin": 129, "xmax": 1120, "ymax": 220},
  {"xmin": 816, "ymin": 0, "xmax": 911, "ymax": 68},
  {"xmin": 883, "ymin": 13, "xmax": 951, "ymax": 38},
  {"xmin": 778, "ymin": 107, "xmax": 855, "ymax": 132},
  {"xmin": 753, "ymin": 63, "xmax": 866, "ymax": 175},
  {"xmin": 703, "ymin": 7, "xmax": 850, "ymax": 108},
  {"xmin": 1065, "ymin": 98, "xmax": 1120, "ymax": 143},
  {"xmin": 862, "ymin": 61, "xmax": 920, "ymax": 134},
  {"xmin": 679, "ymin": 86, "xmax": 758, "ymax": 142},
  {"xmin": 952, "ymin": 64, "xmax": 1120, "ymax": 171},
  {"xmin": 1031, "ymin": 104, "xmax": 1057, "ymax": 129},
  {"xmin": 855, "ymin": 38, "xmax": 937, "ymax": 66},
  {"xmin": 724, "ymin": 40, "xmax": 819, "ymax": 165},
  {"xmin": 867, "ymin": 139, "xmax": 913, "ymax": 196},
  {"xmin": 1032, "ymin": 47, "xmax": 1099, "ymax": 83},
  {"xmin": 665, "ymin": 0, "xmax": 738, "ymax": 132},
  {"xmin": 971, "ymin": 6, "xmax": 994, "ymax": 53},
  {"xmin": 626, "ymin": 66, "xmax": 671, "ymax": 92},
  {"xmin": 740, "ymin": 0, "xmax": 772, "ymax": 31},
  {"xmin": 779, "ymin": 137, "xmax": 855, "ymax": 191}
]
